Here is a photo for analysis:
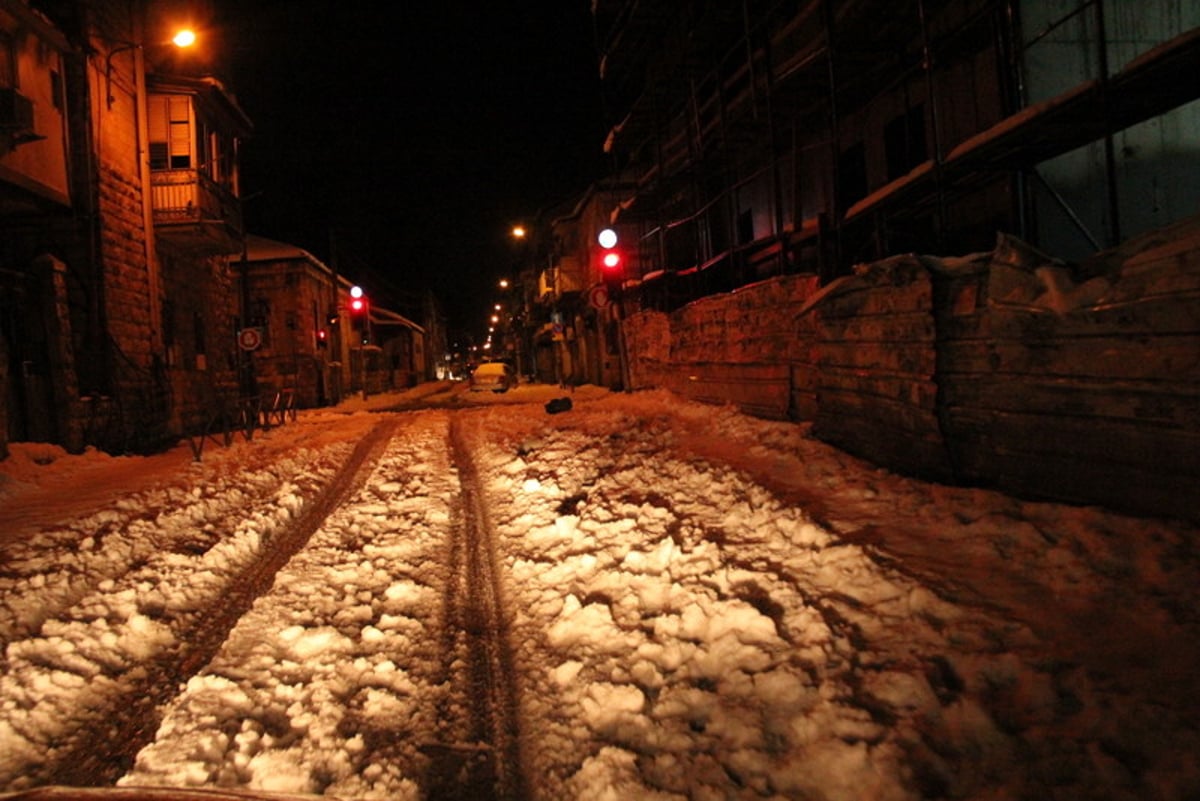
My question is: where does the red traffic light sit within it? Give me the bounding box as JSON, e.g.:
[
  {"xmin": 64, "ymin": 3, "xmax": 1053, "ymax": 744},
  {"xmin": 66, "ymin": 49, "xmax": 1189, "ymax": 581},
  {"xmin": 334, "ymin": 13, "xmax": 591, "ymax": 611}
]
[
  {"xmin": 349, "ymin": 297, "xmax": 367, "ymax": 313},
  {"xmin": 597, "ymin": 228, "xmax": 623, "ymax": 274}
]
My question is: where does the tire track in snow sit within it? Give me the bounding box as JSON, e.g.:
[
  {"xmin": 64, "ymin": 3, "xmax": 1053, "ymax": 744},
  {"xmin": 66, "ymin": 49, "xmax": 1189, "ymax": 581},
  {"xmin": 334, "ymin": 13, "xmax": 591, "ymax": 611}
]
[
  {"xmin": 45, "ymin": 417, "xmax": 399, "ymax": 787},
  {"xmin": 424, "ymin": 416, "xmax": 526, "ymax": 801}
]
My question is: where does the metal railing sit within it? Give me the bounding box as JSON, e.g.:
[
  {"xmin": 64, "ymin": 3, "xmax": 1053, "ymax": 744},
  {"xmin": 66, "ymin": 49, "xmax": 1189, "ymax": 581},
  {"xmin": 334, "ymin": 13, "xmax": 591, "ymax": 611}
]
[
  {"xmin": 185, "ymin": 388, "xmax": 296, "ymax": 461},
  {"xmin": 150, "ymin": 168, "xmax": 242, "ymax": 231}
]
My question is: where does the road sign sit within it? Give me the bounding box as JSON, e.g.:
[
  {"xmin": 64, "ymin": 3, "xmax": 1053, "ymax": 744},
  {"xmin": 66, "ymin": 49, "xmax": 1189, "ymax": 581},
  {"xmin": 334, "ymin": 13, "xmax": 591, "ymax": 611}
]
[
  {"xmin": 587, "ymin": 285, "xmax": 611, "ymax": 310},
  {"xmin": 237, "ymin": 327, "xmax": 262, "ymax": 351}
]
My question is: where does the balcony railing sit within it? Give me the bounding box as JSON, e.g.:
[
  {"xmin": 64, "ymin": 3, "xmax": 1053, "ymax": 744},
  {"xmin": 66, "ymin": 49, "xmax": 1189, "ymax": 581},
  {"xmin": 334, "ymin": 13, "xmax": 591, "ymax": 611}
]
[{"xmin": 150, "ymin": 168, "xmax": 242, "ymax": 254}]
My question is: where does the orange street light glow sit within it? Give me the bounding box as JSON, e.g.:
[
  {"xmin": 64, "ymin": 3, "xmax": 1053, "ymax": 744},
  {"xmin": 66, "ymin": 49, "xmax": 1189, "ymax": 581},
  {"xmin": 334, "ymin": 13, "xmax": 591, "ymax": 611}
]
[
  {"xmin": 173, "ymin": 29, "xmax": 196, "ymax": 47},
  {"xmin": 512, "ymin": 226, "xmax": 526, "ymax": 239}
]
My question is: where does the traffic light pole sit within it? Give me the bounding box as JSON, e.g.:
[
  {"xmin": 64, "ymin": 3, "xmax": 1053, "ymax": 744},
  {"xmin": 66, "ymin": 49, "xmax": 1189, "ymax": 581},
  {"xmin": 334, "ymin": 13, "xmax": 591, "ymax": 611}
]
[{"xmin": 610, "ymin": 279, "xmax": 631, "ymax": 393}]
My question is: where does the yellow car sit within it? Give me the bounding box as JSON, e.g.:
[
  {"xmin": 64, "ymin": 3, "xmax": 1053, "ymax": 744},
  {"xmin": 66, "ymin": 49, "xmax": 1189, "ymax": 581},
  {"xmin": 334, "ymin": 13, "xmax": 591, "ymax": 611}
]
[{"xmin": 469, "ymin": 361, "xmax": 517, "ymax": 393}]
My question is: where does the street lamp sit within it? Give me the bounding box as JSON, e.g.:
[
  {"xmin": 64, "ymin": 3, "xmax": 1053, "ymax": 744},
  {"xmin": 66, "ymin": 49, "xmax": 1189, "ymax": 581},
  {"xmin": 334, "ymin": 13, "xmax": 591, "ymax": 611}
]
[{"xmin": 105, "ymin": 27, "xmax": 196, "ymax": 108}]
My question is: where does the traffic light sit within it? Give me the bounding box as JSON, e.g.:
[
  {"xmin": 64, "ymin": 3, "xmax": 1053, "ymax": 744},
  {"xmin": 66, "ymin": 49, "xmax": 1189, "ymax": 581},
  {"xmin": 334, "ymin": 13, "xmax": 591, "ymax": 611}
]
[
  {"xmin": 597, "ymin": 227, "xmax": 622, "ymax": 280},
  {"xmin": 348, "ymin": 285, "xmax": 368, "ymax": 316},
  {"xmin": 348, "ymin": 285, "xmax": 370, "ymax": 345},
  {"xmin": 316, "ymin": 328, "xmax": 328, "ymax": 348}
]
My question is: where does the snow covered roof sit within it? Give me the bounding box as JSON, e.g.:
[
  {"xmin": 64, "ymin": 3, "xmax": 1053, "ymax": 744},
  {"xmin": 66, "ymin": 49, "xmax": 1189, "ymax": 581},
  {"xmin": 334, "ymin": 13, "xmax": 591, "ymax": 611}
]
[{"xmin": 242, "ymin": 235, "xmax": 331, "ymax": 275}]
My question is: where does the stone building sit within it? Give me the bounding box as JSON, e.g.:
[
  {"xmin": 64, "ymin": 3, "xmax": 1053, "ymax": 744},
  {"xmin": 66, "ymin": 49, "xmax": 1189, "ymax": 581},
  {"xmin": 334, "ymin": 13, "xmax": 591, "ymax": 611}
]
[
  {"xmin": 241, "ymin": 235, "xmax": 427, "ymax": 408},
  {"xmin": 0, "ymin": 0, "xmax": 73, "ymax": 459},
  {"xmin": 524, "ymin": 182, "xmax": 633, "ymax": 389},
  {"xmin": 578, "ymin": 0, "xmax": 1200, "ymax": 519},
  {"xmin": 241, "ymin": 236, "xmax": 340, "ymax": 409},
  {"xmin": 589, "ymin": 0, "xmax": 1200, "ymax": 299},
  {"xmin": 0, "ymin": 0, "xmax": 251, "ymax": 456}
]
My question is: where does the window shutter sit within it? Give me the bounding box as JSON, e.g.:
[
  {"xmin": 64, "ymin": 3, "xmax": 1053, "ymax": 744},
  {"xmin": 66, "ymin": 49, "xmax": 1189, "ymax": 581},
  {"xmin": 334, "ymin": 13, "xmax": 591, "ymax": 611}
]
[{"xmin": 168, "ymin": 96, "xmax": 191, "ymax": 168}]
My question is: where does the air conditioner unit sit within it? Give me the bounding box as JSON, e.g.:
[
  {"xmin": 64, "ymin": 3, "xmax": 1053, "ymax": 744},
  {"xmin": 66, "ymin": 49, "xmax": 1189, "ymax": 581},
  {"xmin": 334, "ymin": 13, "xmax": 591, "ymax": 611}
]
[{"xmin": 0, "ymin": 88, "xmax": 35, "ymax": 133}]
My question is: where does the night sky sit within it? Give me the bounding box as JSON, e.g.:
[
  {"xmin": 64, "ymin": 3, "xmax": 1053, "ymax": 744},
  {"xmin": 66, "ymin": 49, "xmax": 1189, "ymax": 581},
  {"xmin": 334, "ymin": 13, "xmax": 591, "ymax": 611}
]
[{"xmin": 201, "ymin": 1, "xmax": 608, "ymax": 338}]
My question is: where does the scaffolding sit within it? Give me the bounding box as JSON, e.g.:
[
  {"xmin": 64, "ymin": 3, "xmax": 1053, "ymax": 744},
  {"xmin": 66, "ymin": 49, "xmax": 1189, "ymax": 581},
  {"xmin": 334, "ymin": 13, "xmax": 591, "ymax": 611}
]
[{"xmin": 594, "ymin": 0, "xmax": 1200, "ymax": 308}]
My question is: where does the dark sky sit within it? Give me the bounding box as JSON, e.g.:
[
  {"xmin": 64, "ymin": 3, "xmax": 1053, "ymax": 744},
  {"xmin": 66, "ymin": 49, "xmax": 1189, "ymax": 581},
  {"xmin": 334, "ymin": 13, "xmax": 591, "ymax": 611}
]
[{"xmin": 204, "ymin": 1, "xmax": 607, "ymax": 338}]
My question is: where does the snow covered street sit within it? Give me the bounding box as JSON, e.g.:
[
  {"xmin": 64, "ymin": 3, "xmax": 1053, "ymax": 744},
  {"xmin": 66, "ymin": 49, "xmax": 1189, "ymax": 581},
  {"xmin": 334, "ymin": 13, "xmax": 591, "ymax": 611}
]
[{"xmin": 1, "ymin": 382, "xmax": 1197, "ymax": 800}]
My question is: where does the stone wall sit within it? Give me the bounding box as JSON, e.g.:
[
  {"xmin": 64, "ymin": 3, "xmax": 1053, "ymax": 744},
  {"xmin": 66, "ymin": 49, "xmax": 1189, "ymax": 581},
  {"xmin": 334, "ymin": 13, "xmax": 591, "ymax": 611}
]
[
  {"xmin": 94, "ymin": 160, "xmax": 168, "ymax": 451},
  {"xmin": 622, "ymin": 230, "xmax": 1200, "ymax": 522},
  {"xmin": 98, "ymin": 162, "xmax": 153, "ymax": 366},
  {"xmin": 161, "ymin": 248, "xmax": 241, "ymax": 435},
  {"xmin": 246, "ymin": 260, "xmax": 334, "ymax": 409},
  {"xmin": 796, "ymin": 255, "xmax": 950, "ymax": 481},
  {"xmin": 0, "ymin": 327, "xmax": 7, "ymax": 461},
  {"xmin": 932, "ymin": 229, "xmax": 1200, "ymax": 521},
  {"xmin": 625, "ymin": 274, "xmax": 818, "ymax": 420}
]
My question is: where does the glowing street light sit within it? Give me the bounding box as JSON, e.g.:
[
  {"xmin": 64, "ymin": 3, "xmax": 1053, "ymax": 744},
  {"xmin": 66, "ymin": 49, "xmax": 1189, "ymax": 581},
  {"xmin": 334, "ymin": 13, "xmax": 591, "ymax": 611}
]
[
  {"xmin": 106, "ymin": 25, "xmax": 197, "ymax": 108},
  {"xmin": 499, "ymin": 279, "xmax": 510, "ymax": 289},
  {"xmin": 512, "ymin": 225, "xmax": 526, "ymax": 239}
]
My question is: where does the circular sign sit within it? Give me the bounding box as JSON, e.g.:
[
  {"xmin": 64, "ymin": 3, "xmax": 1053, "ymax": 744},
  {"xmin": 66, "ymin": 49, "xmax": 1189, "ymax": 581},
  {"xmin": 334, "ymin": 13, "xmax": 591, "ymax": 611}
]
[
  {"xmin": 587, "ymin": 285, "xmax": 611, "ymax": 310},
  {"xmin": 237, "ymin": 327, "xmax": 262, "ymax": 351}
]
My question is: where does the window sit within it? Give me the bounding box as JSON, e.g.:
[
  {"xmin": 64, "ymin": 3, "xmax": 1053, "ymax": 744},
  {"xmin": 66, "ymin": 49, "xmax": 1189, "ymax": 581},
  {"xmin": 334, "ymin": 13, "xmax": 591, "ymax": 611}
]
[
  {"xmin": 162, "ymin": 300, "xmax": 176, "ymax": 348},
  {"xmin": 837, "ymin": 141, "xmax": 868, "ymax": 211},
  {"xmin": 737, "ymin": 209, "xmax": 754, "ymax": 245},
  {"xmin": 0, "ymin": 31, "xmax": 13, "ymax": 88},
  {"xmin": 209, "ymin": 130, "xmax": 220, "ymax": 181},
  {"xmin": 148, "ymin": 95, "xmax": 193, "ymax": 170},
  {"xmin": 885, "ymin": 104, "xmax": 927, "ymax": 181},
  {"xmin": 50, "ymin": 70, "xmax": 63, "ymax": 111},
  {"xmin": 253, "ymin": 298, "xmax": 271, "ymax": 348},
  {"xmin": 193, "ymin": 311, "xmax": 206, "ymax": 356}
]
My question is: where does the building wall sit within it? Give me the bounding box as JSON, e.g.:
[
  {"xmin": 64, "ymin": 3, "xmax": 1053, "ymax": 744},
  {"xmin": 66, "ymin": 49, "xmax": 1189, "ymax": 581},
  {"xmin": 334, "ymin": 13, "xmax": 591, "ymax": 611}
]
[
  {"xmin": 1, "ymin": 0, "xmax": 262, "ymax": 457},
  {"xmin": 0, "ymin": 1, "xmax": 74, "ymax": 458},
  {"xmin": 625, "ymin": 274, "xmax": 818, "ymax": 420},
  {"xmin": 622, "ymin": 229, "xmax": 1200, "ymax": 522},
  {"xmin": 0, "ymin": 1, "xmax": 70, "ymax": 205},
  {"xmin": 159, "ymin": 246, "xmax": 240, "ymax": 432},
  {"xmin": 1020, "ymin": 1, "xmax": 1200, "ymax": 259},
  {"xmin": 92, "ymin": 148, "xmax": 167, "ymax": 448},
  {"xmin": 246, "ymin": 260, "xmax": 336, "ymax": 409}
]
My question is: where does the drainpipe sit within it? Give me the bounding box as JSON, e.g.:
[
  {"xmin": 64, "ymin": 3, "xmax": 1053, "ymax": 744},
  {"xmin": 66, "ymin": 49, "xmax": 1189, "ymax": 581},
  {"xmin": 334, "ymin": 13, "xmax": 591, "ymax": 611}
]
[
  {"xmin": 917, "ymin": 0, "xmax": 946, "ymax": 252},
  {"xmin": 1093, "ymin": 0, "xmax": 1120, "ymax": 246},
  {"xmin": 131, "ymin": 19, "xmax": 162, "ymax": 355},
  {"xmin": 821, "ymin": 0, "xmax": 842, "ymax": 280}
]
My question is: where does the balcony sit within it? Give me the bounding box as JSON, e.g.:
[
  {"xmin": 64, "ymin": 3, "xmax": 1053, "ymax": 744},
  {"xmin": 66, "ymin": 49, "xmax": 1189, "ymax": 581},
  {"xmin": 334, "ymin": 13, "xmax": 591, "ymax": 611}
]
[{"xmin": 150, "ymin": 169, "xmax": 243, "ymax": 255}]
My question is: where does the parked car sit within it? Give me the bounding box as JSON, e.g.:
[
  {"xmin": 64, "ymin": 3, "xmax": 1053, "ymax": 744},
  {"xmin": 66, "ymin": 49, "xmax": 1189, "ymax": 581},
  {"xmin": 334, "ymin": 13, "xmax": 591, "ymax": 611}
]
[{"xmin": 469, "ymin": 361, "xmax": 517, "ymax": 393}]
